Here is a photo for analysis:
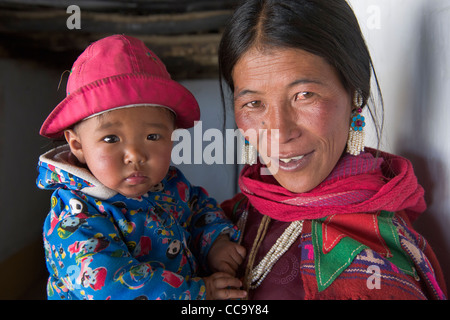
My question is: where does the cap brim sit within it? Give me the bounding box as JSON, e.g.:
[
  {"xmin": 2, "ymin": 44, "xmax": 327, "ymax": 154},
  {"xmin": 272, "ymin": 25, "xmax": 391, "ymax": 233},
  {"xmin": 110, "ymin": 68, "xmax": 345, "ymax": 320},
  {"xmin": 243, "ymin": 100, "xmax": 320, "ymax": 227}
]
[{"xmin": 40, "ymin": 74, "xmax": 200, "ymax": 138}]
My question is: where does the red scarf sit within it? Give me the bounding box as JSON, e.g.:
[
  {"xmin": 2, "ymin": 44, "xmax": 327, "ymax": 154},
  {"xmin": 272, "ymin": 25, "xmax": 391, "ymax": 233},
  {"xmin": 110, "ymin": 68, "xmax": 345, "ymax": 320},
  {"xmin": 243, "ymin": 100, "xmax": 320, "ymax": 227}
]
[{"xmin": 239, "ymin": 148, "xmax": 426, "ymax": 222}]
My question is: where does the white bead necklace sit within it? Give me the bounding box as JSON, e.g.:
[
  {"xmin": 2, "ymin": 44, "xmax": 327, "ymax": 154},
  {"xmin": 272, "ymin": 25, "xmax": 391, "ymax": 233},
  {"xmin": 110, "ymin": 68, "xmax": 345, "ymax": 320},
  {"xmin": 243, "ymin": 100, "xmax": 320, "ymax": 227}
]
[{"xmin": 249, "ymin": 220, "xmax": 304, "ymax": 289}]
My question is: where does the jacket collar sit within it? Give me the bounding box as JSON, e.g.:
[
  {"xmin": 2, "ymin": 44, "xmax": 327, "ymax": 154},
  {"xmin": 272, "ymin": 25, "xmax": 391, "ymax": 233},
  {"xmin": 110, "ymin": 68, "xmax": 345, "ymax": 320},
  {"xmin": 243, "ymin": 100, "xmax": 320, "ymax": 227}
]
[{"xmin": 38, "ymin": 145, "xmax": 118, "ymax": 200}]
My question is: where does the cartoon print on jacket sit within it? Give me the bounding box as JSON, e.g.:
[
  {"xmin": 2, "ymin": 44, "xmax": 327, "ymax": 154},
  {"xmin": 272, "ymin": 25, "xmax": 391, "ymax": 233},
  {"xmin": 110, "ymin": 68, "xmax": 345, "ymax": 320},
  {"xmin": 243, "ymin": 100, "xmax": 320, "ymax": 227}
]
[
  {"xmin": 68, "ymin": 234, "xmax": 110, "ymax": 263},
  {"xmin": 37, "ymin": 146, "xmax": 239, "ymax": 300}
]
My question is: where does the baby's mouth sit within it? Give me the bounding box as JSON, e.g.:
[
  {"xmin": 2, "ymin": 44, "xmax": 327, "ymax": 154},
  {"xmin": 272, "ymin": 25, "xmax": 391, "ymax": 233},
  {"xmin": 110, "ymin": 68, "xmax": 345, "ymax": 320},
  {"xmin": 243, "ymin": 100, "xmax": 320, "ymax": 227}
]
[{"xmin": 125, "ymin": 172, "xmax": 149, "ymax": 185}]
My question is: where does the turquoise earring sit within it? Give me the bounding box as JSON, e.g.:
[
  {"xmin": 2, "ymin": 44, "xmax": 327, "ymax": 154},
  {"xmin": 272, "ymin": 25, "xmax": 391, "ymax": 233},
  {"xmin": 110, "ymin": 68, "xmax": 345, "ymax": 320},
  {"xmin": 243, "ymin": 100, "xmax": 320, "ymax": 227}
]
[{"xmin": 346, "ymin": 92, "xmax": 366, "ymax": 156}]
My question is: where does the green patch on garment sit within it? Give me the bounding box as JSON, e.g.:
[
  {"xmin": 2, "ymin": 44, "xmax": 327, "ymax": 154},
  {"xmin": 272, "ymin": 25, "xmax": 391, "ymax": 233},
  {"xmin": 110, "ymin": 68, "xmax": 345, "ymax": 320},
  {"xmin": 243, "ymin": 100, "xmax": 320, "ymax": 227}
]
[
  {"xmin": 312, "ymin": 211, "xmax": 417, "ymax": 292},
  {"xmin": 377, "ymin": 211, "xmax": 418, "ymax": 277},
  {"xmin": 312, "ymin": 217, "xmax": 368, "ymax": 291}
]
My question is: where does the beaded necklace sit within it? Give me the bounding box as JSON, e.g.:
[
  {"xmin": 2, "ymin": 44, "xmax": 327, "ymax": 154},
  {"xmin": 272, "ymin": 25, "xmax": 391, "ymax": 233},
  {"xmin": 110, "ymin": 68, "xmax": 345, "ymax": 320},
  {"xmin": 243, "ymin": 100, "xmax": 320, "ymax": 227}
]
[
  {"xmin": 240, "ymin": 211, "xmax": 304, "ymax": 291},
  {"xmin": 249, "ymin": 219, "xmax": 303, "ymax": 288}
]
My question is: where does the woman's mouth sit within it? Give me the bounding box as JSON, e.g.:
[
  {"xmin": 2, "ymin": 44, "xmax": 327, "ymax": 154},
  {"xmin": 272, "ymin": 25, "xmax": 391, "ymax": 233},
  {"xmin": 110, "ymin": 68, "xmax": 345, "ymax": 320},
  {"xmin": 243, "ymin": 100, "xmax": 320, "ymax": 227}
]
[
  {"xmin": 272, "ymin": 151, "xmax": 314, "ymax": 171},
  {"xmin": 279, "ymin": 155, "xmax": 305, "ymax": 163}
]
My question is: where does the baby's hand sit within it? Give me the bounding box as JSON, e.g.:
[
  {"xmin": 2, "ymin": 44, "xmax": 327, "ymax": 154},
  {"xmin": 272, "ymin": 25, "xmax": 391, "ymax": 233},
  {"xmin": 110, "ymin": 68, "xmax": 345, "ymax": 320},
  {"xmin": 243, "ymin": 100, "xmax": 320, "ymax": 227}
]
[
  {"xmin": 203, "ymin": 272, "xmax": 247, "ymax": 300},
  {"xmin": 208, "ymin": 234, "xmax": 246, "ymax": 276}
]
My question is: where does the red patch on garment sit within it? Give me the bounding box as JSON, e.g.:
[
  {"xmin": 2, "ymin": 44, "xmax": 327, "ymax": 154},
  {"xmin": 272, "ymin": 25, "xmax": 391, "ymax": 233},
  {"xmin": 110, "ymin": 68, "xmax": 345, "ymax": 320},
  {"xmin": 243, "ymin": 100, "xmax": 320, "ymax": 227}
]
[
  {"xmin": 161, "ymin": 270, "xmax": 184, "ymax": 288},
  {"xmin": 322, "ymin": 212, "xmax": 391, "ymax": 257}
]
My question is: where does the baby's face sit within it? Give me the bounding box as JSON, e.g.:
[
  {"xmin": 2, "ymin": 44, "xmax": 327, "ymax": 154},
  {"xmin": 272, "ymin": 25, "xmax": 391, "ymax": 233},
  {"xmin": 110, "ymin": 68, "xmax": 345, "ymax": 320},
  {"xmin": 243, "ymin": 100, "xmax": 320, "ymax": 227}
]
[{"xmin": 67, "ymin": 106, "xmax": 175, "ymax": 198}]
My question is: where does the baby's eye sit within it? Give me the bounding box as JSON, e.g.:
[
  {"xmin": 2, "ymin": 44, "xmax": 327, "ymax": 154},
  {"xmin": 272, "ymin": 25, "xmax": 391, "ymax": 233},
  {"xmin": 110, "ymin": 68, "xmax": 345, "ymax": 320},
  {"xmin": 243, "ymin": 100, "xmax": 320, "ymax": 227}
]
[
  {"xmin": 147, "ymin": 134, "xmax": 160, "ymax": 141},
  {"xmin": 294, "ymin": 92, "xmax": 314, "ymax": 101},
  {"xmin": 103, "ymin": 135, "xmax": 119, "ymax": 143},
  {"xmin": 243, "ymin": 100, "xmax": 263, "ymax": 109}
]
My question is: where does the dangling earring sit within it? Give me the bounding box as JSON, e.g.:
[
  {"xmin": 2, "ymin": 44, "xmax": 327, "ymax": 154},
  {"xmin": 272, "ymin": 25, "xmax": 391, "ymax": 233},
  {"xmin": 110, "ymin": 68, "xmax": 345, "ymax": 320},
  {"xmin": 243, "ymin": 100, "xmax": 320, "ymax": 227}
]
[
  {"xmin": 242, "ymin": 139, "xmax": 257, "ymax": 165},
  {"xmin": 346, "ymin": 91, "xmax": 366, "ymax": 156}
]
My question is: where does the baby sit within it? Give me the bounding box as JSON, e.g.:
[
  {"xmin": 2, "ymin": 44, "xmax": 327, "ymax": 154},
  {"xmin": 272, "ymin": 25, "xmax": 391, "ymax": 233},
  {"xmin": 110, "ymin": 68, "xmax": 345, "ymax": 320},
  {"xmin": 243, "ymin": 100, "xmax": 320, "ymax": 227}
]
[{"xmin": 37, "ymin": 35, "xmax": 246, "ymax": 300}]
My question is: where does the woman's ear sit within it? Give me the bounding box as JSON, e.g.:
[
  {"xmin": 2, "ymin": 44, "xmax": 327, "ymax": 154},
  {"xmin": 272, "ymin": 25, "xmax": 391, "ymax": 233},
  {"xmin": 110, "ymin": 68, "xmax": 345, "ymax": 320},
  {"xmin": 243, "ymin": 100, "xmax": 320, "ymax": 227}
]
[{"xmin": 64, "ymin": 129, "xmax": 86, "ymax": 164}]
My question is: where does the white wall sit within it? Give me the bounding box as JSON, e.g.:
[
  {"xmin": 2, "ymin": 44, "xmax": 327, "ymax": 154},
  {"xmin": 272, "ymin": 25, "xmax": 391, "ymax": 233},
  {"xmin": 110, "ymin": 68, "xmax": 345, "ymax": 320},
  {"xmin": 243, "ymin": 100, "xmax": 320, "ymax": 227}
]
[{"xmin": 349, "ymin": 0, "xmax": 450, "ymax": 288}]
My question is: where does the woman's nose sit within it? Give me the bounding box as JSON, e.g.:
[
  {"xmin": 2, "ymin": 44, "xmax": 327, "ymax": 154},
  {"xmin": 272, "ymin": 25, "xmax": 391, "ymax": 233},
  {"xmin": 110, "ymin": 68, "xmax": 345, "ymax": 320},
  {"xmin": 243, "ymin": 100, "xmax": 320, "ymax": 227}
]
[{"xmin": 265, "ymin": 103, "xmax": 302, "ymax": 144}]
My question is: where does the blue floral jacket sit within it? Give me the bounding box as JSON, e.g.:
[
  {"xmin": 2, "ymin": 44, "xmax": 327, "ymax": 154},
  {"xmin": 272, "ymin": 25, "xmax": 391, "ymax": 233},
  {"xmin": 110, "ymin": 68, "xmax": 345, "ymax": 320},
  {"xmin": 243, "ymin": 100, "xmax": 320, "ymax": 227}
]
[{"xmin": 36, "ymin": 146, "xmax": 239, "ymax": 300}]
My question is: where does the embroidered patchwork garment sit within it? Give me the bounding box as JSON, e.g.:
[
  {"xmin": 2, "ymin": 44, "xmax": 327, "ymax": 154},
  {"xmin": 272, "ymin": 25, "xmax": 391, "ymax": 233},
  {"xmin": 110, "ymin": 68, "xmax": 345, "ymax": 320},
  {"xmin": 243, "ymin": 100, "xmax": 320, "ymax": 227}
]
[
  {"xmin": 308, "ymin": 210, "xmax": 445, "ymax": 299},
  {"xmin": 225, "ymin": 196, "xmax": 446, "ymax": 300},
  {"xmin": 37, "ymin": 146, "xmax": 239, "ymax": 300},
  {"xmin": 223, "ymin": 149, "xmax": 447, "ymax": 300}
]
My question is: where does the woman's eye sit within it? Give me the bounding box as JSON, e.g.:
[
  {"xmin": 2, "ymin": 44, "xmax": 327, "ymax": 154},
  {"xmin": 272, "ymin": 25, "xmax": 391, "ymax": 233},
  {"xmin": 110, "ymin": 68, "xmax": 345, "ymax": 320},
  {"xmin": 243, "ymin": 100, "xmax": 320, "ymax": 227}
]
[
  {"xmin": 147, "ymin": 134, "xmax": 160, "ymax": 141},
  {"xmin": 295, "ymin": 92, "xmax": 314, "ymax": 101},
  {"xmin": 103, "ymin": 135, "xmax": 119, "ymax": 143},
  {"xmin": 243, "ymin": 100, "xmax": 263, "ymax": 108}
]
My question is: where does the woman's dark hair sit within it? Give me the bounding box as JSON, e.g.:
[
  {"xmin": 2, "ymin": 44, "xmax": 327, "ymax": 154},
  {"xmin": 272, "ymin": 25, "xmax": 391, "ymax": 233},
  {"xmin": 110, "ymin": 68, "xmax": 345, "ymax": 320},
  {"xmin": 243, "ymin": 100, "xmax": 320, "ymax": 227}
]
[{"xmin": 218, "ymin": 0, "xmax": 384, "ymax": 148}]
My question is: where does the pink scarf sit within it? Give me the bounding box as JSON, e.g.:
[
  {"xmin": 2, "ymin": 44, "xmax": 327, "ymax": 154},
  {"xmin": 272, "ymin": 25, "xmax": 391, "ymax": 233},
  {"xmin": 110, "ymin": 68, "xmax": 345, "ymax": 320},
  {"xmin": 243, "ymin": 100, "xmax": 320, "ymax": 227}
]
[{"xmin": 239, "ymin": 148, "xmax": 426, "ymax": 222}]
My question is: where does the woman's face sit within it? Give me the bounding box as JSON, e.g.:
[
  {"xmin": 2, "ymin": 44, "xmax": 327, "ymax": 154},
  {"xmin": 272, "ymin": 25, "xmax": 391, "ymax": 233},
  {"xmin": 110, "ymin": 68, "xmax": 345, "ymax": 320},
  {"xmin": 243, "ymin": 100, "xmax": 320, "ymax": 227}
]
[{"xmin": 232, "ymin": 47, "xmax": 352, "ymax": 193}]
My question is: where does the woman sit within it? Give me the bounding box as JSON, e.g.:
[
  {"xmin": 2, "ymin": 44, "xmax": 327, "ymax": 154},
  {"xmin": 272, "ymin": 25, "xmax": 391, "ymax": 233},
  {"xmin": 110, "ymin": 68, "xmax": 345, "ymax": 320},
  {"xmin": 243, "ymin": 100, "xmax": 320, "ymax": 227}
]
[{"xmin": 219, "ymin": 0, "xmax": 447, "ymax": 300}]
